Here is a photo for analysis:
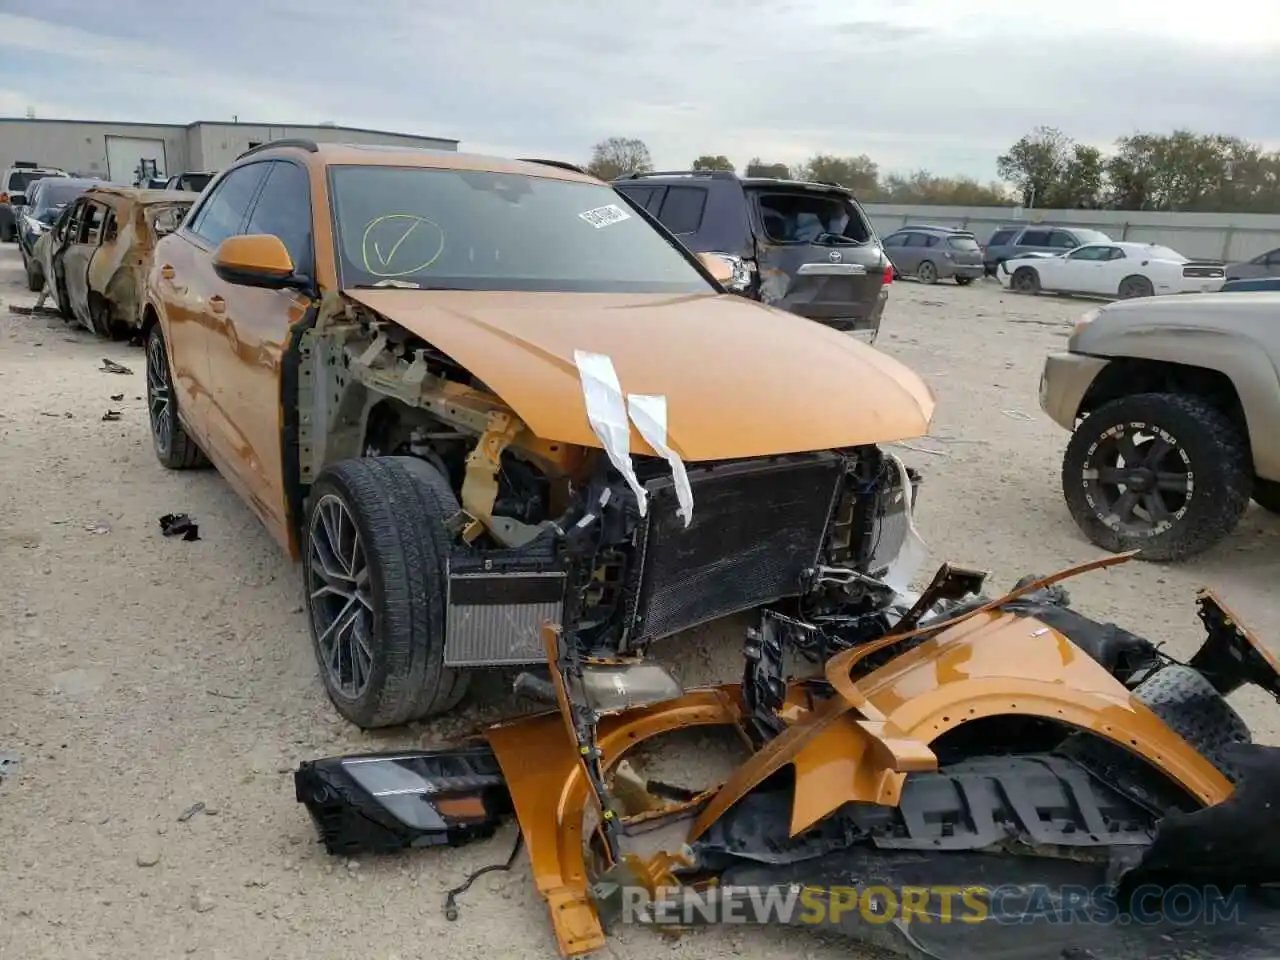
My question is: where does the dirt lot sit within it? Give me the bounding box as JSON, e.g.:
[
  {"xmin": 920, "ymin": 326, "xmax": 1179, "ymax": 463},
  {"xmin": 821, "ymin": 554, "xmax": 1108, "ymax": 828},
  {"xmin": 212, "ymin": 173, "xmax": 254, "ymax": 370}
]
[{"xmin": 3, "ymin": 245, "xmax": 1280, "ymax": 960}]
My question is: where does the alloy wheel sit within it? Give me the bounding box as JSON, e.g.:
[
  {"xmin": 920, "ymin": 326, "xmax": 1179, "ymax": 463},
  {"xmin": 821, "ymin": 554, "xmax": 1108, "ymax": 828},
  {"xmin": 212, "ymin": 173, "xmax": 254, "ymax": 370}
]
[
  {"xmin": 307, "ymin": 495, "xmax": 375, "ymax": 699},
  {"xmin": 147, "ymin": 333, "xmax": 172, "ymax": 453}
]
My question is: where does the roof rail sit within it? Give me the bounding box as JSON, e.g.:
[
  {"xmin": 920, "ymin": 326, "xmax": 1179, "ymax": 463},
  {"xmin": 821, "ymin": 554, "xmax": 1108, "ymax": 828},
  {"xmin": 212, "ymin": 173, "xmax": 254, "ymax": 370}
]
[
  {"xmin": 617, "ymin": 169, "xmax": 739, "ymax": 181},
  {"xmin": 517, "ymin": 158, "xmax": 589, "ymax": 175},
  {"xmin": 236, "ymin": 138, "xmax": 319, "ymax": 160}
]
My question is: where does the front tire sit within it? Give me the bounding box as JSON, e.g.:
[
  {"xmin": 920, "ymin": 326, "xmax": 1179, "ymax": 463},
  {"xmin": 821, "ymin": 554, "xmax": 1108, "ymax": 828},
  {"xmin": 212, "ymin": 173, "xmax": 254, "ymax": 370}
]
[
  {"xmin": 1012, "ymin": 267, "xmax": 1040, "ymax": 294},
  {"xmin": 146, "ymin": 324, "xmax": 207, "ymax": 469},
  {"xmin": 1061, "ymin": 393, "xmax": 1251, "ymax": 561},
  {"xmin": 304, "ymin": 457, "xmax": 469, "ymax": 729}
]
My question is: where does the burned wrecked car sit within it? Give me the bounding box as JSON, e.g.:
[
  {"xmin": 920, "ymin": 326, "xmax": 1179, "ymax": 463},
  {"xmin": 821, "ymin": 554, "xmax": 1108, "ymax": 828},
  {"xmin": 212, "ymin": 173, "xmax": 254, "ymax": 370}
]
[
  {"xmin": 298, "ymin": 560, "xmax": 1280, "ymax": 960},
  {"xmin": 141, "ymin": 139, "xmax": 934, "ymax": 729},
  {"xmin": 37, "ymin": 186, "xmax": 194, "ymax": 337}
]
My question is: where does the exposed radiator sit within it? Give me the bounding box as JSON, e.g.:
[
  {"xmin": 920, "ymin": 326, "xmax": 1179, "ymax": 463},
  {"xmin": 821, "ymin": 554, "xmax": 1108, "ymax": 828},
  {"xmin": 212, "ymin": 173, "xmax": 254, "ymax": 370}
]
[{"xmin": 623, "ymin": 453, "xmax": 844, "ymax": 645}]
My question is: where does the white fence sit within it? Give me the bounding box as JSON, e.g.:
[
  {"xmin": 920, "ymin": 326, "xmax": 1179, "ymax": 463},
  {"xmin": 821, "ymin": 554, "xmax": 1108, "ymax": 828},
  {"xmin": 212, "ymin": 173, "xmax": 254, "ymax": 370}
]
[{"xmin": 860, "ymin": 203, "xmax": 1280, "ymax": 263}]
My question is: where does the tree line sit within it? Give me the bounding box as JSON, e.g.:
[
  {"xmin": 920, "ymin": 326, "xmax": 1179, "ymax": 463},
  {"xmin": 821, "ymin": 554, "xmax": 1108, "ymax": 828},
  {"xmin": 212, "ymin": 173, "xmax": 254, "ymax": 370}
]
[{"xmin": 584, "ymin": 128, "xmax": 1280, "ymax": 213}]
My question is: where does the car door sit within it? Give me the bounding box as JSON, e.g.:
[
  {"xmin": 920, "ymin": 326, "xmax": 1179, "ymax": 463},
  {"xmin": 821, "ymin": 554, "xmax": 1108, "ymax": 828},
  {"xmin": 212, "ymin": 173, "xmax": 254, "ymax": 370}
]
[
  {"xmin": 1055, "ymin": 244, "xmax": 1112, "ymax": 293},
  {"xmin": 1048, "ymin": 229, "xmax": 1083, "ymax": 254},
  {"xmin": 882, "ymin": 231, "xmax": 914, "ymax": 273},
  {"xmin": 158, "ymin": 163, "xmax": 272, "ymax": 466},
  {"xmin": 1015, "ymin": 228, "xmax": 1053, "ymax": 256},
  {"xmin": 61, "ymin": 198, "xmax": 108, "ymax": 332},
  {"xmin": 201, "ymin": 159, "xmax": 315, "ymax": 546}
]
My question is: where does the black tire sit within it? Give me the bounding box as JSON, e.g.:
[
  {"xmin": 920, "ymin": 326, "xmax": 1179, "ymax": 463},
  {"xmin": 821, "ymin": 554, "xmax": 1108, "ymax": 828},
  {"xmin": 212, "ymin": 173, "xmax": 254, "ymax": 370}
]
[
  {"xmin": 1118, "ymin": 274, "xmax": 1154, "ymax": 299},
  {"xmin": 1252, "ymin": 477, "xmax": 1280, "ymax": 514},
  {"xmin": 25, "ymin": 256, "xmax": 43, "ymax": 292},
  {"xmin": 146, "ymin": 324, "xmax": 207, "ymax": 469},
  {"xmin": 955, "ymin": 276, "xmax": 974, "ymax": 287},
  {"xmin": 1061, "ymin": 393, "xmax": 1251, "ymax": 561},
  {"xmin": 1011, "ymin": 266, "xmax": 1040, "ymax": 294},
  {"xmin": 916, "ymin": 260, "xmax": 937, "ymax": 285},
  {"xmin": 303, "ymin": 456, "xmax": 470, "ymax": 729},
  {"xmin": 0, "ymin": 222, "xmax": 13, "ymax": 243},
  {"xmin": 1131, "ymin": 664, "xmax": 1251, "ymax": 784}
]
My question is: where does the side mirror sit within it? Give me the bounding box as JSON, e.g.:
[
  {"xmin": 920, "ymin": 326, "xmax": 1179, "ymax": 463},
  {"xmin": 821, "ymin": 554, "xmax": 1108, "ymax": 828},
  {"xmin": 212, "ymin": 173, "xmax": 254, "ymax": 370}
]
[
  {"xmin": 213, "ymin": 234, "xmax": 296, "ymax": 289},
  {"xmin": 698, "ymin": 251, "xmax": 737, "ymax": 286}
]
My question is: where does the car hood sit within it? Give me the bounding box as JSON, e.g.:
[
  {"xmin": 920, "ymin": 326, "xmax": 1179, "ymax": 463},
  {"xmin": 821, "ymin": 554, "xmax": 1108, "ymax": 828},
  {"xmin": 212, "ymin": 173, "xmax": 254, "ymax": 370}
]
[{"xmin": 343, "ymin": 289, "xmax": 935, "ymax": 461}]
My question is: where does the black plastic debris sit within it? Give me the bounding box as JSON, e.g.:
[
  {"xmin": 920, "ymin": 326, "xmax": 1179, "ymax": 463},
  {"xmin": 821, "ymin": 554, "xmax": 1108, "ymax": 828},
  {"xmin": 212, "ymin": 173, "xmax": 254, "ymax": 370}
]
[
  {"xmin": 102, "ymin": 410, "xmax": 121, "ymax": 422},
  {"xmin": 159, "ymin": 513, "xmax": 200, "ymax": 541},
  {"xmin": 110, "ymin": 393, "xmax": 124, "ymax": 402},
  {"xmin": 100, "ymin": 358, "xmax": 133, "ymax": 375},
  {"xmin": 178, "ymin": 801, "xmax": 206, "ymax": 822}
]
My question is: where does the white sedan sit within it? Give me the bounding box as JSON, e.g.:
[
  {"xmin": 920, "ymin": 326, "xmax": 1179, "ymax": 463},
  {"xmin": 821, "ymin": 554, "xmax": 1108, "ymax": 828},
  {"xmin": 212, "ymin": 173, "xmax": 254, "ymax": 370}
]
[{"xmin": 997, "ymin": 241, "xmax": 1226, "ymax": 299}]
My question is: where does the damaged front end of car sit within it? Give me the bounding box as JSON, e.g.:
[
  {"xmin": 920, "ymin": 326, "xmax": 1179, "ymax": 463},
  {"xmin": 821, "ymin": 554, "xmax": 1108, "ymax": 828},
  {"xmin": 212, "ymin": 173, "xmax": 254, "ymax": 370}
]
[{"xmin": 296, "ymin": 553, "xmax": 1280, "ymax": 960}]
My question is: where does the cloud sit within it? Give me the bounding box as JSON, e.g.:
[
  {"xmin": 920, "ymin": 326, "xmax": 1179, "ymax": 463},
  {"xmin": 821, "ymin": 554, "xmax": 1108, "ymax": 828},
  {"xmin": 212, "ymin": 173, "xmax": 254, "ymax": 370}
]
[{"xmin": 0, "ymin": 0, "xmax": 1277, "ymax": 180}]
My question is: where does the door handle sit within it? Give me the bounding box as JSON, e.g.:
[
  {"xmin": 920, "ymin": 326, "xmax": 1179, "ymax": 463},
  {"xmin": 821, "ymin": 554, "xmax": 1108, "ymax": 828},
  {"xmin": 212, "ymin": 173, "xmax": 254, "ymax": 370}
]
[
  {"xmin": 209, "ymin": 295, "xmax": 226, "ymax": 315},
  {"xmin": 160, "ymin": 264, "xmax": 175, "ymax": 280}
]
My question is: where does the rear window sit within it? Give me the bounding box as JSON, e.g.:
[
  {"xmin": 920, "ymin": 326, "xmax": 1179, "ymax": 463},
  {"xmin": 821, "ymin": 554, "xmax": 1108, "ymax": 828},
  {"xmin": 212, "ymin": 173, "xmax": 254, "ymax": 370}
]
[
  {"xmin": 7, "ymin": 171, "xmax": 41, "ymax": 192},
  {"xmin": 752, "ymin": 189, "xmax": 872, "ymax": 244},
  {"xmin": 948, "ymin": 235, "xmax": 980, "ymax": 251}
]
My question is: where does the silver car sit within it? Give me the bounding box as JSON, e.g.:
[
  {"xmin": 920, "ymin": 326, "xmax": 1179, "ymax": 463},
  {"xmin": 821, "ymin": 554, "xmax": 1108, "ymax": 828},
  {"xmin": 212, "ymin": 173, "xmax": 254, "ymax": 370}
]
[{"xmin": 882, "ymin": 224, "xmax": 985, "ymax": 285}]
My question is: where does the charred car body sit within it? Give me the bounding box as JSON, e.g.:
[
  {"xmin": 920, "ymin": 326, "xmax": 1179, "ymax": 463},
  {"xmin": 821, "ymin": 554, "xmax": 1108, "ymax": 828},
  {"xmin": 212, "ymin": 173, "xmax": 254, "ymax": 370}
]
[
  {"xmin": 139, "ymin": 141, "xmax": 934, "ymax": 729},
  {"xmin": 36, "ymin": 186, "xmax": 194, "ymax": 337}
]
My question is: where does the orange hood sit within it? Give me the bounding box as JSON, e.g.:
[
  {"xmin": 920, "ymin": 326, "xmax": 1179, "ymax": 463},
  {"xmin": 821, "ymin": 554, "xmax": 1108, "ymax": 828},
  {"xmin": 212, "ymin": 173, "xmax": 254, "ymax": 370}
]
[{"xmin": 344, "ymin": 289, "xmax": 935, "ymax": 461}]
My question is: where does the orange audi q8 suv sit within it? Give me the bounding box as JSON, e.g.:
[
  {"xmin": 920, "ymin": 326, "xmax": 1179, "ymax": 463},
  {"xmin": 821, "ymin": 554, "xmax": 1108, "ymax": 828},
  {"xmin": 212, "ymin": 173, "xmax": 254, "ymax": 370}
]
[{"xmin": 142, "ymin": 140, "xmax": 935, "ymax": 728}]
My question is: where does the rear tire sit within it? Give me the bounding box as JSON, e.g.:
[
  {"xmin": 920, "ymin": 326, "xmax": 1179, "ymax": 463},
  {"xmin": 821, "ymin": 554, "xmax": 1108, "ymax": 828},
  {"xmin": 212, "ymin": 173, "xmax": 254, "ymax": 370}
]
[
  {"xmin": 916, "ymin": 260, "xmax": 937, "ymax": 284},
  {"xmin": 303, "ymin": 457, "xmax": 469, "ymax": 729},
  {"xmin": 146, "ymin": 324, "xmax": 208, "ymax": 469},
  {"xmin": 1061, "ymin": 393, "xmax": 1251, "ymax": 561},
  {"xmin": 1118, "ymin": 274, "xmax": 1154, "ymax": 299},
  {"xmin": 1252, "ymin": 477, "xmax": 1280, "ymax": 514},
  {"xmin": 1012, "ymin": 267, "xmax": 1040, "ymax": 294}
]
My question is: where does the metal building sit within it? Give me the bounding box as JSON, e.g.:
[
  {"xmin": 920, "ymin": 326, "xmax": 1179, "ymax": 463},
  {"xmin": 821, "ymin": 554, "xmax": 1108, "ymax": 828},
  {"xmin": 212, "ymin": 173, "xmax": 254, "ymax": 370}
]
[{"xmin": 0, "ymin": 118, "xmax": 459, "ymax": 185}]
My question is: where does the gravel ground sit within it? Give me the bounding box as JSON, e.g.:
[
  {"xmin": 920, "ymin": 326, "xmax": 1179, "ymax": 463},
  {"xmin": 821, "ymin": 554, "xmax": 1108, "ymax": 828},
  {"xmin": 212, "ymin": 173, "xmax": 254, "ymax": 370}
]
[{"xmin": 3, "ymin": 246, "xmax": 1280, "ymax": 960}]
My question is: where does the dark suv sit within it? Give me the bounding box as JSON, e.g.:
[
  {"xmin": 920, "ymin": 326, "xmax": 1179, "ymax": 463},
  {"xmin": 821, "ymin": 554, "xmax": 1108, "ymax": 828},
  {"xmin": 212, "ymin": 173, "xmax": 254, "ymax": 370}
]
[{"xmin": 613, "ymin": 170, "xmax": 892, "ymax": 342}]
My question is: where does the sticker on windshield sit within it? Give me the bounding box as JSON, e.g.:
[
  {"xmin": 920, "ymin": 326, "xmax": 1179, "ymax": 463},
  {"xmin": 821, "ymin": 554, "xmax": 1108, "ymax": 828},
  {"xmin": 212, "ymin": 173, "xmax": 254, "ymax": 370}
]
[{"xmin": 578, "ymin": 204, "xmax": 631, "ymax": 229}]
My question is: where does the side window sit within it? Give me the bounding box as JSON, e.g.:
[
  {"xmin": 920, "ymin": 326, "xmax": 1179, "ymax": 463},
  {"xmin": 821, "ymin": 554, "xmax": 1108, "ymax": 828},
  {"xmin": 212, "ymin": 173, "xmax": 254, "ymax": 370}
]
[
  {"xmin": 1049, "ymin": 230, "xmax": 1080, "ymax": 248},
  {"xmin": 102, "ymin": 209, "xmax": 118, "ymax": 243},
  {"xmin": 244, "ymin": 161, "xmax": 314, "ymax": 274},
  {"xmin": 187, "ymin": 163, "xmax": 270, "ymax": 247},
  {"xmin": 1019, "ymin": 229, "xmax": 1051, "ymax": 246},
  {"xmin": 59, "ymin": 201, "xmax": 81, "ymax": 242},
  {"xmin": 80, "ymin": 202, "xmax": 105, "ymax": 244},
  {"xmin": 1067, "ymin": 245, "xmax": 1107, "ymax": 261},
  {"xmin": 924, "ymin": 234, "xmax": 941, "ymax": 247},
  {"xmin": 656, "ymin": 186, "xmax": 707, "ymax": 235},
  {"xmin": 905, "ymin": 233, "xmax": 930, "ymax": 247},
  {"xmin": 1266, "ymin": 249, "xmax": 1280, "ymax": 266},
  {"xmin": 1107, "ymin": 247, "xmax": 1127, "ymax": 260},
  {"xmin": 616, "ymin": 185, "xmax": 657, "ymax": 212},
  {"xmin": 882, "ymin": 232, "xmax": 905, "ymax": 247},
  {"xmin": 990, "ymin": 229, "xmax": 1016, "ymax": 246}
]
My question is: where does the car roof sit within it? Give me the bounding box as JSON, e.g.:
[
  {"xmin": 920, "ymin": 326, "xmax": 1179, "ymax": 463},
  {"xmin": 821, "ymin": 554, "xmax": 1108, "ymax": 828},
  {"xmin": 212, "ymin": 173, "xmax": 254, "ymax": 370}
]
[
  {"xmin": 895, "ymin": 224, "xmax": 973, "ymax": 234},
  {"xmin": 243, "ymin": 141, "xmax": 602, "ymax": 185},
  {"xmin": 615, "ymin": 170, "xmax": 857, "ymax": 196},
  {"xmin": 84, "ymin": 185, "xmax": 197, "ymax": 206}
]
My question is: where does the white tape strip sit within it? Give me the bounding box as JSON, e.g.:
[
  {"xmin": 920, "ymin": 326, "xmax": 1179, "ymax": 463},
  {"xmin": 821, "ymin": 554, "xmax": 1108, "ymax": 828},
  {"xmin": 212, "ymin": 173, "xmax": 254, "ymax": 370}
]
[
  {"xmin": 882, "ymin": 452, "xmax": 928, "ymax": 594},
  {"xmin": 573, "ymin": 350, "xmax": 648, "ymax": 516},
  {"xmin": 627, "ymin": 394, "xmax": 693, "ymax": 527}
]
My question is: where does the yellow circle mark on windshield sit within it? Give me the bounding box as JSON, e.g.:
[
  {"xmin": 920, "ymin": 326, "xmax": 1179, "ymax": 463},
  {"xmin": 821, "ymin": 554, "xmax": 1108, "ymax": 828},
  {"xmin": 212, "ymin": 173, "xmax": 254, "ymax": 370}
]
[{"xmin": 360, "ymin": 214, "xmax": 445, "ymax": 278}]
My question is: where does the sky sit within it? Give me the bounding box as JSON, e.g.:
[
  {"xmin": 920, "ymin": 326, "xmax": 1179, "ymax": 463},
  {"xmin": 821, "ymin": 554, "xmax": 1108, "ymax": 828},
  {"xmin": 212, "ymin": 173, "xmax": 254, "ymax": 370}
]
[{"xmin": 0, "ymin": 0, "xmax": 1277, "ymax": 183}]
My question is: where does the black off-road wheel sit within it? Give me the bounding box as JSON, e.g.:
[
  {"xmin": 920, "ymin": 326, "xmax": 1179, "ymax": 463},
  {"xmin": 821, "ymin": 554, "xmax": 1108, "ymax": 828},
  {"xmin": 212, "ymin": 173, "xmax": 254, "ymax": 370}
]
[
  {"xmin": 955, "ymin": 276, "xmax": 974, "ymax": 287},
  {"xmin": 1118, "ymin": 274, "xmax": 1154, "ymax": 299},
  {"xmin": 916, "ymin": 260, "xmax": 938, "ymax": 285},
  {"xmin": 1252, "ymin": 477, "xmax": 1280, "ymax": 514},
  {"xmin": 303, "ymin": 456, "xmax": 470, "ymax": 729},
  {"xmin": 1012, "ymin": 266, "xmax": 1040, "ymax": 293},
  {"xmin": 146, "ymin": 324, "xmax": 207, "ymax": 469},
  {"xmin": 1061, "ymin": 393, "xmax": 1251, "ymax": 561}
]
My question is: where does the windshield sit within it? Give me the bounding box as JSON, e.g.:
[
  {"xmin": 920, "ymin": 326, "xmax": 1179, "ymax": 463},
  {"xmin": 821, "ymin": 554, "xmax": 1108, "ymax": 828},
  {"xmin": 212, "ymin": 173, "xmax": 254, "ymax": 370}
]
[
  {"xmin": 33, "ymin": 181, "xmax": 88, "ymax": 213},
  {"xmin": 948, "ymin": 236, "xmax": 980, "ymax": 251},
  {"xmin": 328, "ymin": 165, "xmax": 713, "ymax": 294},
  {"xmin": 181, "ymin": 173, "xmax": 214, "ymax": 192},
  {"xmin": 751, "ymin": 189, "xmax": 873, "ymax": 244}
]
